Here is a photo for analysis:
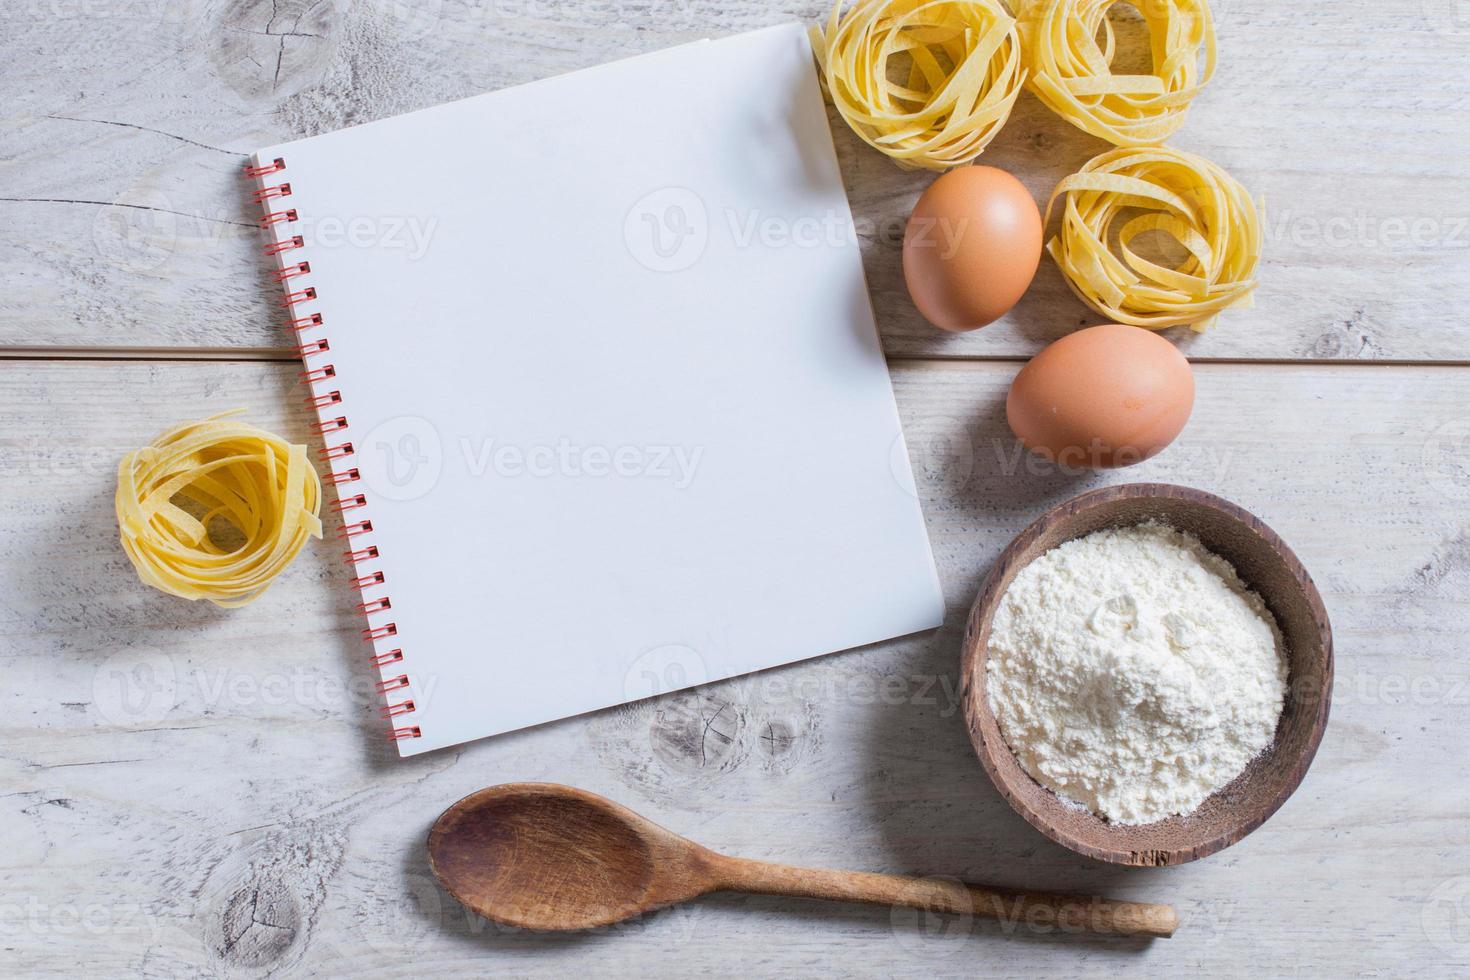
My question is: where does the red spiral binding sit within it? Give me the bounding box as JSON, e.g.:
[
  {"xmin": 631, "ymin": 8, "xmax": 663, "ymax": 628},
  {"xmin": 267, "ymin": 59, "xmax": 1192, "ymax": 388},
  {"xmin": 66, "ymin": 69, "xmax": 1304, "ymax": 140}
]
[
  {"xmin": 266, "ymin": 235, "xmax": 305, "ymax": 255},
  {"xmin": 344, "ymin": 545, "xmax": 380, "ymax": 564},
  {"xmin": 352, "ymin": 571, "xmax": 385, "ymax": 590},
  {"xmin": 382, "ymin": 700, "xmax": 416, "ymax": 718},
  {"xmin": 243, "ymin": 155, "xmax": 420, "ymax": 743},
  {"xmin": 274, "ymin": 261, "xmax": 311, "ymax": 283},
  {"xmin": 333, "ymin": 494, "xmax": 368, "ymax": 514},
  {"xmin": 244, "ymin": 157, "xmax": 285, "ymax": 178},
  {"xmin": 282, "ymin": 287, "xmax": 317, "ymax": 308},
  {"xmin": 377, "ymin": 674, "xmax": 410, "ymax": 694},
  {"xmin": 253, "ymin": 182, "xmax": 292, "ymax": 203}
]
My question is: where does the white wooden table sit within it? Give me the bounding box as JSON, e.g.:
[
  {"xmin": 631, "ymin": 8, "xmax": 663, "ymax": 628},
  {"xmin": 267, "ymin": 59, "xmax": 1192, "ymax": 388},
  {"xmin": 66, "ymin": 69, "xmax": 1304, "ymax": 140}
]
[{"xmin": 3, "ymin": 1, "xmax": 1468, "ymax": 976}]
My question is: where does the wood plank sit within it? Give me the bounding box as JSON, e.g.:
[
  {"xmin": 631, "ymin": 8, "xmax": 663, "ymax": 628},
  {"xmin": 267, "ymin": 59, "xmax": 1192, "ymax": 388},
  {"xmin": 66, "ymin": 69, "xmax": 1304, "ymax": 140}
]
[
  {"xmin": 1, "ymin": 358, "xmax": 1465, "ymax": 974},
  {"xmin": 1, "ymin": 1, "xmax": 1465, "ymax": 360}
]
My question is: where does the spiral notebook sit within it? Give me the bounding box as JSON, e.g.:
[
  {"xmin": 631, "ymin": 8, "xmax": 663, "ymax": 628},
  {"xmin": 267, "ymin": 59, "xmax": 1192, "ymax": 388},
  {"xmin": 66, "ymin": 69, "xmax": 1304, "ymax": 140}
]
[{"xmin": 244, "ymin": 23, "xmax": 944, "ymax": 756}]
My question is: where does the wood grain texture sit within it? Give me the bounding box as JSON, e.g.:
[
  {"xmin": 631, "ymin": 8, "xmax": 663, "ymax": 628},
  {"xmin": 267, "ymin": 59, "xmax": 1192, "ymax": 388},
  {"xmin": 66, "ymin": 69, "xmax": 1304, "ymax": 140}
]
[
  {"xmin": 0, "ymin": 0, "xmax": 1466, "ymax": 360},
  {"xmin": 2, "ymin": 358, "xmax": 1467, "ymax": 975},
  {"xmin": 960, "ymin": 484, "xmax": 1334, "ymax": 867}
]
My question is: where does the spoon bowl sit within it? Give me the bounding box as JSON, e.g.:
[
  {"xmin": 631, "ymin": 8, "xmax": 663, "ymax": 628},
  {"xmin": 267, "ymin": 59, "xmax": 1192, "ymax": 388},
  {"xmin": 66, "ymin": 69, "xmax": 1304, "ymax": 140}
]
[{"xmin": 428, "ymin": 783, "xmax": 715, "ymax": 930}]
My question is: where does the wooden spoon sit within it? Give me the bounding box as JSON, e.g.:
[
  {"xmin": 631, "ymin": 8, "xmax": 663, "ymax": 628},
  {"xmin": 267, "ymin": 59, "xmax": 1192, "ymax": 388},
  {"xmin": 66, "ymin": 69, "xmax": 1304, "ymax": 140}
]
[{"xmin": 427, "ymin": 782, "xmax": 1178, "ymax": 939}]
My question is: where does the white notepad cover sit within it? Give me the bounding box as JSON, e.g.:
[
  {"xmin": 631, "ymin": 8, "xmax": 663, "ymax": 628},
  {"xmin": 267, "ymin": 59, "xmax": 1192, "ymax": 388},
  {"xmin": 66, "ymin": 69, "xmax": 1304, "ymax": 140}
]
[{"xmin": 252, "ymin": 23, "xmax": 944, "ymax": 756}]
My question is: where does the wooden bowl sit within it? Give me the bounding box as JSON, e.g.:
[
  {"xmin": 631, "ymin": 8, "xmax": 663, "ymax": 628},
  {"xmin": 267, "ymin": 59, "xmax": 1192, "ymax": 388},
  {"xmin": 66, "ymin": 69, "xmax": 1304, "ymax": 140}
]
[{"xmin": 960, "ymin": 484, "xmax": 1332, "ymax": 866}]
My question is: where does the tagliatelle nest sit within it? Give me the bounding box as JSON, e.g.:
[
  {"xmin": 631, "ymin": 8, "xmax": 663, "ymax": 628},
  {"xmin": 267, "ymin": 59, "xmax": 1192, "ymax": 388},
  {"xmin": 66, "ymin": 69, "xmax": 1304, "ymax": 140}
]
[
  {"xmin": 116, "ymin": 412, "xmax": 323, "ymax": 607},
  {"xmin": 1017, "ymin": 0, "xmax": 1215, "ymax": 147},
  {"xmin": 1045, "ymin": 145, "xmax": 1262, "ymax": 331},
  {"xmin": 811, "ymin": 0, "xmax": 1026, "ymax": 171}
]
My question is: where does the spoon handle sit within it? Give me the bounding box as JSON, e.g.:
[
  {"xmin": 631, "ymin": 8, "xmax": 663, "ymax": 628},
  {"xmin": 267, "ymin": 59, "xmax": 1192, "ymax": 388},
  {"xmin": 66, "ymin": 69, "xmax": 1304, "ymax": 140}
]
[{"xmin": 707, "ymin": 855, "xmax": 1178, "ymax": 939}]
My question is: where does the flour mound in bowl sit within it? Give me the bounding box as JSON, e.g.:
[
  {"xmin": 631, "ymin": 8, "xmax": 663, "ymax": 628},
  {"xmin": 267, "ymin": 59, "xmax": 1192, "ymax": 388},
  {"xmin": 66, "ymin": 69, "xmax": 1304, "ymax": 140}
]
[{"xmin": 986, "ymin": 522, "xmax": 1288, "ymax": 825}]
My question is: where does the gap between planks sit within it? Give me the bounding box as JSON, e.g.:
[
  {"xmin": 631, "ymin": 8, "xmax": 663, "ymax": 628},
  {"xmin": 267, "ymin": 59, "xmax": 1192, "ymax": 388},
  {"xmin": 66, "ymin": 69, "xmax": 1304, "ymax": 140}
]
[{"xmin": 2, "ymin": 347, "xmax": 1469, "ymax": 369}]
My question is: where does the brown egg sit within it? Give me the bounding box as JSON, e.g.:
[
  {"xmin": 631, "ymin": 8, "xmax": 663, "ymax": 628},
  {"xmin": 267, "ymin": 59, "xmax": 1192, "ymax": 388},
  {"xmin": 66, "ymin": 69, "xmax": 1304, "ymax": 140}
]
[
  {"xmin": 902, "ymin": 166, "xmax": 1042, "ymax": 332},
  {"xmin": 1006, "ymin": 324, "xmax": 1195, "ymax": 469}
]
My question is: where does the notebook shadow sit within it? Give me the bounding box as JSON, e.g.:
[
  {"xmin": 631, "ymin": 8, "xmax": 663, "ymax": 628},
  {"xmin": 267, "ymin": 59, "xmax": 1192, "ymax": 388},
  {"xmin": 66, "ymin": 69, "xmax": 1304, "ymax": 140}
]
[
  {"xmin": 839, "ymin": 387, "xmax": 1163, "ymax": 948},
  {"xmin": 839, "ymin": 624, "xmax": 1163, "ymax": 955},
  {"xmin": 907, "ymin": 385, "xmax": 1095, "ymax": 540}
]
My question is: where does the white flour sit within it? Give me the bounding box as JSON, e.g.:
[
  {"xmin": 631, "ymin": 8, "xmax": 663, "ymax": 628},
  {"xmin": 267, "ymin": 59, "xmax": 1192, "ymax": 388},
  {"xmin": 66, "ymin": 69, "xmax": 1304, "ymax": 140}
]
[{"xmin": 986, "ymin": 522, "xmax": 1288, "ymax": 825}]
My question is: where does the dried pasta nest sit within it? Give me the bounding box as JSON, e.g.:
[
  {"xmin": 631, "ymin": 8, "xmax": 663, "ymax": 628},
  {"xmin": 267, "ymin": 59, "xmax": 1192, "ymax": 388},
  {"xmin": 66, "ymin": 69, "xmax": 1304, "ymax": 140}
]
[
  {"xmin": 1017, "ymin": 0, "xmax": 1215, "ymax": 147},
  {"xmin": 811, "ymin": 0, "xmax": 1026, "ymax": 171},
  {"xmin": 1045, "ymin": 145, "xmax": 1262, "ymax": 331},
  {"xmin": 116, "ymin": 412, "xmax": 323, "ymax": 607}
]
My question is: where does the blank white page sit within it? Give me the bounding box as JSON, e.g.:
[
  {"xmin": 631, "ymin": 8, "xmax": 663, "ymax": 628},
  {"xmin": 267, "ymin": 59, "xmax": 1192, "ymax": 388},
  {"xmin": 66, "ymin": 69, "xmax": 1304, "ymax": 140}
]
[{"xmin": 251, "ymin": 23, "xmax": 944, "ymax": 756}]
